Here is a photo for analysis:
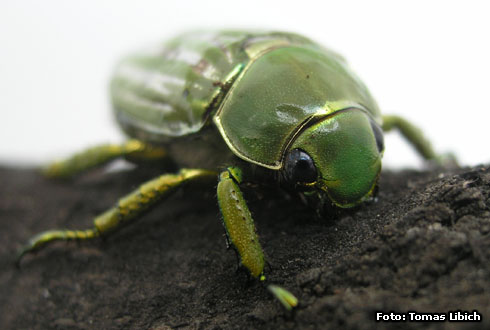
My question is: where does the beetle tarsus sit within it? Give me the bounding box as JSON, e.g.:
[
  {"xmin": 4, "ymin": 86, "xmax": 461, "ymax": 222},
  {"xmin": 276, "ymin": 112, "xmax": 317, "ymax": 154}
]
[
  {"xmin": 267, "ymin": 284, "xmax": 299, "ymax": 311},
  {"xmin": 16, "ymin": 228, "xmax": 100, "ymax": 266}
]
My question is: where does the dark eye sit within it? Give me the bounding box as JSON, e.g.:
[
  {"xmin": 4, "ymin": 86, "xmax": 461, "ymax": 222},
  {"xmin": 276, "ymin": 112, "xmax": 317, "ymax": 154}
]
[
  {"xmin": 370, "ymin": 120, "xmax": 384, "ymax": 153},
  {"xmin": 284, "ymin": 149, "xmax": 317, "ymax": 184}
]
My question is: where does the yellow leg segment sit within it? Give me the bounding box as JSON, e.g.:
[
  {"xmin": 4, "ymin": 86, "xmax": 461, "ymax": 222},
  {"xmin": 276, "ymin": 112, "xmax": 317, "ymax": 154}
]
[
  {"xmin": 18, "ymin": 168, "xmax": 216, "ymax": 262},
  {"xmin": 43, "ymin": 139, "xmax": 168, "ymax": 178},
  {"xmin": 217, "ymin": 167, "xmax": 266, "ymax": 280},
  {"xmin": 268, "ymin": 285, "xmax": 299, "ymax": 311}
]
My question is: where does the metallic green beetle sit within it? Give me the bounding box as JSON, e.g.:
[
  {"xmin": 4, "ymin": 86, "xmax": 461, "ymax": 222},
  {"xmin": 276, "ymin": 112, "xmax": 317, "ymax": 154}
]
[{"xmin": 19, "ymin": 30, "xmax": 437, "ymax": 284}]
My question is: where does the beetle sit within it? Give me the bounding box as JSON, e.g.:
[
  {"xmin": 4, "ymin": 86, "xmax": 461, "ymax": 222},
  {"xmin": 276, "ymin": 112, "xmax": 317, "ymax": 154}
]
[{"xmin": 18, "ymin": 30, "xmax": 439, "ymax": 298}]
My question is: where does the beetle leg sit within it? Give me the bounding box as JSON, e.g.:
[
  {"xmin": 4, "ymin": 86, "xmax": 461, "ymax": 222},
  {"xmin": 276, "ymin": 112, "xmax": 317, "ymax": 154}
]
[
  {"xmin": 382, "ymin": 115, "xmax": 438, "ymax": 160},
  {"xmin": 43, "ymin": 139, "xmax": 169, "ymax": 178},
  {"xmin": 17, "ymin": 168, "xmax": 216, "ymax": 264},
  {"xmin": 267, "ymin": 285, "xmax": 299, "ymax": 311},
  {"xmin": 383, "ymin": 115, "xmax": 460, "ymax": 167},
  {"xmin": 217, "ymin": 166, "xmax": 266, "ymax": 281}
]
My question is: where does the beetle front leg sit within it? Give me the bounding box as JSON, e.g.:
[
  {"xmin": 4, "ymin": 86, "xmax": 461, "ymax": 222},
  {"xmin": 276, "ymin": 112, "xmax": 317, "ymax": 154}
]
[
  {"xmin": 43, "ymin": 139, "xmax": 169, "ymax": 178},
  {"xmin": 17, "ymin": 168, "xmax": 216, "ymax": 263},
  {"xmin": 217, "ymin": 167, "xmax": 266, "ymax": 281}
]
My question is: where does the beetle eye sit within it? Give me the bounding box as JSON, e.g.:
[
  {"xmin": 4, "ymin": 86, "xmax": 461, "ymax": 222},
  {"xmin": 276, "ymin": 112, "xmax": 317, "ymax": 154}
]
[
  {"xmin": 370, "ymin": 120, "xmax": 384, "ymax": 153},
  {"xmin": 284, "ymin": 149, "xmax": 317, "ymax": 184}
]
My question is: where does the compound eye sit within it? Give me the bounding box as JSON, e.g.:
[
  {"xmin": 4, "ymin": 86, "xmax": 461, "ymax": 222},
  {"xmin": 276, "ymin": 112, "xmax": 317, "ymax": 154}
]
[
  {"xmin": 284, "ymin": 149, "xmax": 317, "ymax": 184},
  {"xmin": 370, "ymin": 120, "xmax": 384, "ymax": 153}
]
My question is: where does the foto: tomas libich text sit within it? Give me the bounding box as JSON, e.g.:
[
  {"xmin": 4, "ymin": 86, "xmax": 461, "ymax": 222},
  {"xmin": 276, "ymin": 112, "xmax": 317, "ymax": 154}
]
[{"xmin": 375, "ymin": 310, "xmax": 482, "ymax": 322}]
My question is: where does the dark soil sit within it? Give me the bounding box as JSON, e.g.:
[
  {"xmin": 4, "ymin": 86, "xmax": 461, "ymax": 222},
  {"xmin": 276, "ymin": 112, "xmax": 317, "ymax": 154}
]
[{"xmin": 0, "ymin": 164, "xmax": 489, "ymax": 329}]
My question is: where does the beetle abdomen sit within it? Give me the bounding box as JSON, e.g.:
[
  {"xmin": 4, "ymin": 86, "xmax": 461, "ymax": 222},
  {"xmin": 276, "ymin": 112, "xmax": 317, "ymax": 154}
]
[{"xmin": 110, "ymin": 30, "xmax": 323, "ymax": 143}]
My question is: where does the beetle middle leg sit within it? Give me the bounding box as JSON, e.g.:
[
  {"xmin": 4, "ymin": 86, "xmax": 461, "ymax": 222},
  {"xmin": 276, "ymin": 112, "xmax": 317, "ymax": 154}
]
[
  {"xmin": 382, "ymin": 114, "xmax": 458, "ymax": 167},
  {"xmin": 43, "ymin": 139, "xmax": 169, "ymax": 178},
  {"xmin": 382, "ymin": 115, "xmax": 438, "ymax": 160},
  {"xmin": 17, "ymin": 168, "xmax": 216, "ymax": 263},
  {"xmin": 217, "ymin": 166, "xmax": 266, "ymax": 281}
]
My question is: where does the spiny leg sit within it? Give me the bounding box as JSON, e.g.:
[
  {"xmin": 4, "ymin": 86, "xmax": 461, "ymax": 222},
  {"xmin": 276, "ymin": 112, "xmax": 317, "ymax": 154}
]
[
  {"xmin": 217, "ymin": 166, "xmax": 266, "ymax": 281},
  {"xmin": 216, "ymin": 167, "xmax": 299, "ymax": 310},
  {"xmin": 17, "ymin": 168, "xmax": 217, "ymax": 263},
  {"xmin": 43, "ymin": 139, "xmax": 168, "ymax": 178}
]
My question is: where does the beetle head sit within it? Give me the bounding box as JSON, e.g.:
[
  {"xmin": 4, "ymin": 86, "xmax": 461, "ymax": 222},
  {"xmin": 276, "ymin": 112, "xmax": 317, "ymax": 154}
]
[{"xmin": 283, "ymin": 109, "xmax": 384, "ymax": 208}]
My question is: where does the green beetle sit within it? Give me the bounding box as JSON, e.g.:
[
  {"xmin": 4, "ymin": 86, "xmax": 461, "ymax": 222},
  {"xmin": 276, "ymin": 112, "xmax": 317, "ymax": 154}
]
[{"xmin": 18, "ymin": 30, "xmax": 437, "ymax": 286}]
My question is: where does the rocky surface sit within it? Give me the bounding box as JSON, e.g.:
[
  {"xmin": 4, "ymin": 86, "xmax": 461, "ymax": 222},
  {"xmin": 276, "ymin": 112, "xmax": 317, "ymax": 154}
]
[{"xmin": 0, "ymin": 164, "xmax": 489, "ymax": 329}]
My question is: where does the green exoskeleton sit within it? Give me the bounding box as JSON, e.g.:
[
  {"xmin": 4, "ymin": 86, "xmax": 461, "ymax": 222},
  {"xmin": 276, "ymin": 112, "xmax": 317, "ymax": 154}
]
[{"xmin": 18, "ymin": 30, "xmax": 442, "ymax": 309}]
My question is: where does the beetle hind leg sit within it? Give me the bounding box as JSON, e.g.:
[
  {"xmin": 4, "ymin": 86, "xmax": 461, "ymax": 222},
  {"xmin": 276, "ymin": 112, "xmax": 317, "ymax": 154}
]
[
  {"xmin": 43, "ymin": 139, "xmax": 169, "ymax": 178},
  {"xmin": 17, "ymin": 168, "xmax": 216, "ymax": 264}
]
